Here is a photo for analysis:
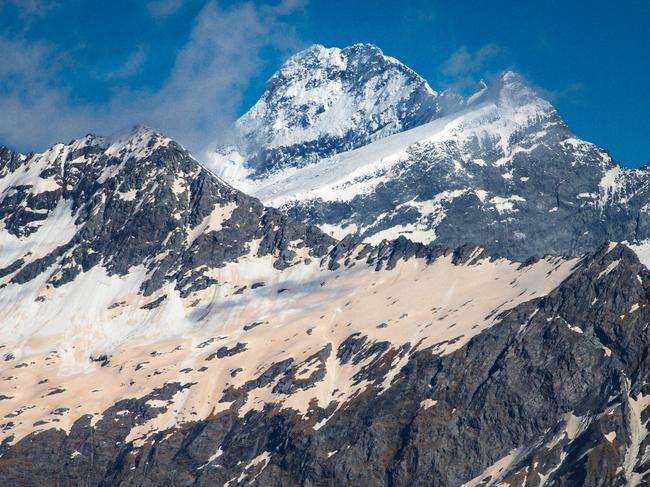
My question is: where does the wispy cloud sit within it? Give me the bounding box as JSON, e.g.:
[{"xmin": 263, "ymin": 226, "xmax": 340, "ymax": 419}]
[
  {"xmin": 147, "ymin": 0, "xmax": 184, "ymax": 18},
  {"xmin": 0, "ymin": 35, "xmax": 97, "ymax": 149},
  {"xmin": 127, "ymin": 0, "xmax": 305, "ymax": 150},
  {"xmin": 401, "ymin": 0, "xmax": 436, "ymax": 26},
  {"xmin": 534, "ymin": 82, "xmax": 583, "ymax": 105},
  {"xmin": 0, "ymin": 0, "xmax": 306, "ymax": 153},
  {"xmin": 102, "ymin": 46, "xmax": 148, "ymax": 80},
  {"xmin": 442, "ymin": 43, "xmax": 502, "ymax": 77},
  {"xmin": 0, "ymin": 0, "xmax": 58, "ymax": 17},
  {"xmin": 438, "ymin": 43, "xmax": 508, "ymax": 93}
]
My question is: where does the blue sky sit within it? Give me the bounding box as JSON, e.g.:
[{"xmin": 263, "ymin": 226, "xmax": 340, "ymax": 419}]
[{"xmin": 0, "ymin": 0, "xmax": 648, "ymax": 166}]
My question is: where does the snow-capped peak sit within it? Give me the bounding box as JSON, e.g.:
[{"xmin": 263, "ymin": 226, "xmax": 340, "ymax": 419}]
[
  {"xmin": 500, "ymin": 69, "xmax": 522, "ymax": 83},
  {"xmin": 209, "ymin": 42, "xmax": 561, "ymax": 186},
  {"xmin": 0, "ymin": 125, "xmax": 179, "ymax": 232},
  {"xmin": 14, "ymin": 125, "xmax": 174, "ymax": 166},
  {"xmin": 232, "ymin": 43, "xmax": 442, "ymax": 177},
  {"xmin": 278, "ymin": 43, "xmax": 438, "ymax": 96}
]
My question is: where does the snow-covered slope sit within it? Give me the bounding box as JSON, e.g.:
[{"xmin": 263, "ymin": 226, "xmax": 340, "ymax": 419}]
[
  {"xmin": 210, "ymin": 47, "xmax": 650, "ymax": 260},
  {"xmin": 0, "ymin": 240, "xmax": 577, "ymax": 446},
  {"xmin": 210, "ymin": 43, "xmax": 441, "ymax": 179},
  {"xmin": 3, "ymin": 41, "xmax": 650, "ymax": 486}
]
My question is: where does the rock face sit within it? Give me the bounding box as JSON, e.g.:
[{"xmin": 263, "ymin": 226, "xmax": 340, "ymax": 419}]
[{"xmin": 211, "ymin": 45, "xmax": 650, "ymax": 262}]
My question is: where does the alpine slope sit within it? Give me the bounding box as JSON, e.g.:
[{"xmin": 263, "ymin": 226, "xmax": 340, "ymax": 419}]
[{"xmin": 1, "ymin": 44, "xmax": 650, "ymax": 486}]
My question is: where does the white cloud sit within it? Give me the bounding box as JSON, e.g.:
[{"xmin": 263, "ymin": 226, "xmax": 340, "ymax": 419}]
[
  {"xmin": 0, "ymin": 35, "xmax": 98, "ymax": 149},
  {"xmin": 131, "ymin": 0, "xmax": 306, "ymax": 151},
  {"xmin": 438, "ymin": 43, "xmax": 508, "ymax": 94},
  {"xmin": 102, "ymin": 46, "xmax": 148, "ymax": 80},
  {"xmin": 147, "ymin": 0, "xmax": 184, "ymax": 18},
  {"xmin": 0, "ymin": 0, "xmax": 58, "ymax": 17},
  {"xmin": 0, "ymin": 0, "xmax": 306, "ymax": 153},
  {"xmin": 442, "ymin": 43, "xmax": 502, "ymax": 77}
]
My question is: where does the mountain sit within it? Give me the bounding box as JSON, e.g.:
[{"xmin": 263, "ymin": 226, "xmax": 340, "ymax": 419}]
[
  {"xmin": 210, "ymin": 45, "xmax": 650, "ymax": 262},
  {"xmin": 3, "ymin": 44, "xmax": 650, "ymax": 486},
  {"xmin": 1, "ymin": 126, "xmax": 650, "ymax": 485},
  {"xmin": 0, "ymin": 126, "xmax": 334, "ymax": 353},
  {"xmin": 211, "ymin": 43, "xmax": 442, "ymax": 180}
]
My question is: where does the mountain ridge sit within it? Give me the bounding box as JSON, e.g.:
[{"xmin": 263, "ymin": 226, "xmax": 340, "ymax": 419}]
[
  {"xmin": 3, "ymin": 236, "xmax": 650, "ymax": 485},
  {"xmin": 208, "ymin": 44, "xmax": 650, "ymax": 263}
]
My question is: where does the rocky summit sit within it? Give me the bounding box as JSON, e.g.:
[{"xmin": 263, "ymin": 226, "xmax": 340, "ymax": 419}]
[{"xmin": 1, "ymin": 43, "xmax": 650, "ymax": 487}]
